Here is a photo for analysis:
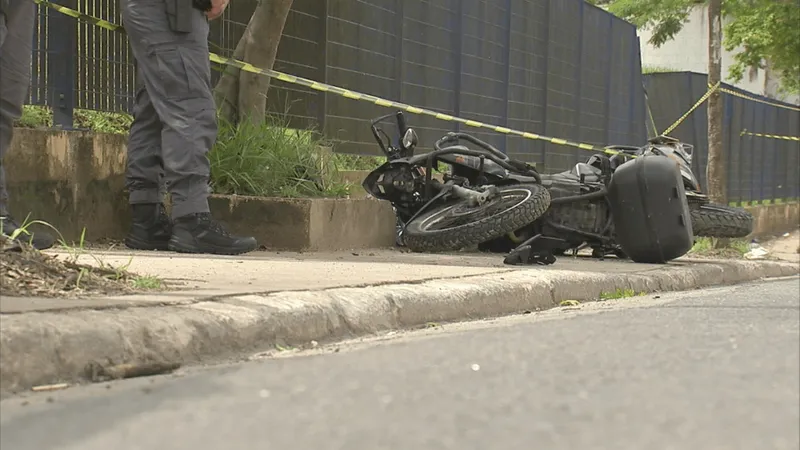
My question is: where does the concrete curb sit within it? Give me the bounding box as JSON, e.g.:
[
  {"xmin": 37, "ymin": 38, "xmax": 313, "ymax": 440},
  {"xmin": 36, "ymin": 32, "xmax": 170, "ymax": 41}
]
[{"xmin": 1, "ymin": 259, "xmax": 797, "ymax": 395}]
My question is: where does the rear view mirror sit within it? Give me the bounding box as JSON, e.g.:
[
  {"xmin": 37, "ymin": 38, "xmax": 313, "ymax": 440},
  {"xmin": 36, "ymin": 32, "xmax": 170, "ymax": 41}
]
[{"xmin": 401, "ymin": 128, "xmax": 419, "ymax": 150}]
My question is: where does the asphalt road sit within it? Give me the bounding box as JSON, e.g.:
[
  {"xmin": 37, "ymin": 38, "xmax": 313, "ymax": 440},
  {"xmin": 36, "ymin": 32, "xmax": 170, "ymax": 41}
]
[{"xmin": 2, "ymin": 278, "xmax": 799, "ymax": 450}]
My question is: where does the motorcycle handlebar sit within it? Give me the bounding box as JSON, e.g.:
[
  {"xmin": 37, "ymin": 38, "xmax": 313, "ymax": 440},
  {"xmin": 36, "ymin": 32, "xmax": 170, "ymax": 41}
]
[
  {"xmin": 433, "ymin": 133, "xmax": 508, "ymax": 161},
  {"xmin": 395, "ymin": 112, "xmax": 407, "ymax": 135}
]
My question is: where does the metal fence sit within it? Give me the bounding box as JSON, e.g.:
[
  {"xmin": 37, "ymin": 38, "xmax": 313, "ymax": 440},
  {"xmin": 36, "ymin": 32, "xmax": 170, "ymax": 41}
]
[
  {"xmin": 644, "ymin": 72, "xmax": 800, "ymax": 205},
  {"xmin": 28, "ymin": 0, "xmax": 647, "ymax": 172}
]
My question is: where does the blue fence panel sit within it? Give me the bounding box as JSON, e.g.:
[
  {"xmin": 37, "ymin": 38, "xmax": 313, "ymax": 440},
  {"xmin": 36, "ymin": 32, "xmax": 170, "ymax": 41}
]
[
  {"xmin": 28, "ymin": 0, "xmax": 647, "ymax": 169},
  {"xmin": 645, "ymin": 71, "xmax": 800, "ymax": 204}
]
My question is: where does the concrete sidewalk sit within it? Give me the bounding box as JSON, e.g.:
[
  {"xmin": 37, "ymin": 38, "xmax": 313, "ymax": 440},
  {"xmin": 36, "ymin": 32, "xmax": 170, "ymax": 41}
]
[
  {"xmin": 0, "ymin": 248, "xmax": 705, "ymax": 313},
  {"xmin": 1, "ymin": 248, "xmax": 798, "ymax": 396}
]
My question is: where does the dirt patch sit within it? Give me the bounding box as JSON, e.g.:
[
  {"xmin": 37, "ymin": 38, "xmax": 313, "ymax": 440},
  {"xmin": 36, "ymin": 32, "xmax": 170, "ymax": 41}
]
[
  {"xmin": 0, "ymin": 239, "xmax": 137, "ymax": 298},
  {"xmin": 761, "ymin": 229, "xmax": 800, "ymax": 264}
]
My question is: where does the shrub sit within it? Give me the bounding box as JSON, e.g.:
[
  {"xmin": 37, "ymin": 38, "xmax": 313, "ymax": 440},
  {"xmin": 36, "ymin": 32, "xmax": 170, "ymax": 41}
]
[{"xmin": 16, "ymin": 105, "xmax": 53, "ymax": 128}]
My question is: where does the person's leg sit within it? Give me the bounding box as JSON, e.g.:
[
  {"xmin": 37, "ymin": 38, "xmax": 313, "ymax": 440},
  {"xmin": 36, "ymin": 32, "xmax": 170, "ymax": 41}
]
[
  {"xmin": 0, "ymin": 0, "xmax": 54, "ymax": 250},
  {"xmin": 120, "ymin": 0, "xmax": 256, "ymax": 255},
  {"xmin": 124, "ymin": 64, "xmax": 172, "ymax": 250}
]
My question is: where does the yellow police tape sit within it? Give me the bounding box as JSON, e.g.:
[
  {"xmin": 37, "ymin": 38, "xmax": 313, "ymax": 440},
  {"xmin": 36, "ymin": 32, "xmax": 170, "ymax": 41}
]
[
  {"xmin": 657, "ymin": 80, "xmax": 800, "ymax": 138},
  {"xmin": 33, "ymin": 0, "xmax": 632, "ymax": 157},
  {"xmin": 660, "ymin": 81, "xmax": 721, "ymax": 136},
  {"xmin": 720, "ymin": 87, "xmax": 800, "ymax": 112},
  {"xmin": 740, "ymin": 130, "xmax": 800, "ymax": 142}
]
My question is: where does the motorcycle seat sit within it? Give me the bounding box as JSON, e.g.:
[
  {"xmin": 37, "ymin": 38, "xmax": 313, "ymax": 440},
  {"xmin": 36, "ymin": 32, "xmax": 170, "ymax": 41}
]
[{"xmin": 541, "ymin": 162, "xmax": 602, "ymax": 185}]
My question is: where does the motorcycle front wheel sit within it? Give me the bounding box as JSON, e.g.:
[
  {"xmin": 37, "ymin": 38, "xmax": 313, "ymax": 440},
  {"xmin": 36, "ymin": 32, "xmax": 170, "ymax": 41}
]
[
  {"xmin": 690, "ymin": 203, "xmax": 754, "ymax": 238},
  {"xmin": 403, "ymin": 184, "xmax": 551, "ymax": 253}
]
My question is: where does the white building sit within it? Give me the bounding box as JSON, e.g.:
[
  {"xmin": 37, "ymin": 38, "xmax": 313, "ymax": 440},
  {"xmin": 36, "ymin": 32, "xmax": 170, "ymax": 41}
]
[{"xmin": 636, "ymin": 3, "xmax": 800, "ymax": 105}]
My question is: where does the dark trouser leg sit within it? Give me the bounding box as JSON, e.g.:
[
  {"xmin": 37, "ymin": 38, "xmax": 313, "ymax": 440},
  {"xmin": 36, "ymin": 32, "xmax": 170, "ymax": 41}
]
[
  {"xmin": 0, "ymin": 1, "xmax": 53, "ymax": 250},
  {"xmin": 126, "ymin": 65, "xmax": 165, "ymax": 205},
  {"xmin": 120, "ymin": 0, "xmax": 256, "ymax": 255},
  {"xmin": 121, "ymin": 0, "xmax": 215, "ymax": 220},
  {"xmin": 124, "ymin": 65, "xmax": 173, "ymax": 251},
  {"xmin": 0, "ymin": 0, "xmax": 35, "ymax": 217}
]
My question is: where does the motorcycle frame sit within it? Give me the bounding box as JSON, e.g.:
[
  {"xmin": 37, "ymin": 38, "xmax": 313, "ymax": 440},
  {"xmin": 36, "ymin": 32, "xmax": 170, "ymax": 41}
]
[
  {"xmin": 507, "ymin": 136, "xmax": 702, "ymax": 263},
  {"xmin": 367, "ymin": 112, "xmax": 542, "ymax": 211},
  {"xmin": 538, "ymin": 166, "xmax": 619, "ymax": 250}
]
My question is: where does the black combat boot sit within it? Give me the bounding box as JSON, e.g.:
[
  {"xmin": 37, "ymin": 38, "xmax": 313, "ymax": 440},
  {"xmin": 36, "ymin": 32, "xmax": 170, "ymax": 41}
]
[
  {"xmin": 0, "ymin": 213, "xmax": 55, "ymax": 251},
  {"xmin": 168, "ymin": 212, "xmax": 258, "ymax": 255},
  {"xmin": 125, "ymin": 203, "xmax": 172, "ymax": 251}
]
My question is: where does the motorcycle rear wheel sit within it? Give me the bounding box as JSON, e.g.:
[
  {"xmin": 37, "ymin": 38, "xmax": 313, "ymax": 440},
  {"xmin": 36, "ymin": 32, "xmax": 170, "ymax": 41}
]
[
  {"xmin": 690, "ymin": 203, "xmax": 753, "ymax": 238},
  {"xmin": 403, "ymin": 184, "xmax": 551, "ymax": 253}
]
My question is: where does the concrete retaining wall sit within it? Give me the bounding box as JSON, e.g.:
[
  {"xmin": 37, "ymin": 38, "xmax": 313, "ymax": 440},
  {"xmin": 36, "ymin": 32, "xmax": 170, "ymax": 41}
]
[
  {"xmin": 3, "ymin": 128, "xmax": 797, "ymax": 247},
  {"xmin": 4, "ymin": 128, "xmax": 395, "ymax": 250},
  {"xmin": 208, "ymin": 194, "xmax": 395, "ymax": 251},
  {"xmin": 4, "ymin": 128, "xmax": 131, "ymax": 242},
  {"xmin": 746, "ymin": 202, "xmax": 800, "ymax": 237}
]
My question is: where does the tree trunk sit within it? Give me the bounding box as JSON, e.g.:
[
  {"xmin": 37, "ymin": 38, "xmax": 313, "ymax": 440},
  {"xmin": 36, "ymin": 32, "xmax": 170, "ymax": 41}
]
[
  {"xmin": 706, "ymin": 0, "xmax": 725, "ymax": 206},
  {"xmin": 213, "ymin": 0, "xmax": 294, "ymax": 125},
  {"xmin": 707, "ymin": 0, "xmax": 727, "ymax": 248},
  {"xmin": 213, "ymin": 32, "xmax": 249, "ymax": 124}
]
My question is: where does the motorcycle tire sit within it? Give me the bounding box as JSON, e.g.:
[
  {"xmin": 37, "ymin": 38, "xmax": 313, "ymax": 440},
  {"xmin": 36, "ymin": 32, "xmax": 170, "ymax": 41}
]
[
  {"xmin": 690, "ymin": 203, "xmax": 754, "ymax": 238},
  {"xmin": 403, "ymin": 184, "xmax": 551, "ymax": 253}
]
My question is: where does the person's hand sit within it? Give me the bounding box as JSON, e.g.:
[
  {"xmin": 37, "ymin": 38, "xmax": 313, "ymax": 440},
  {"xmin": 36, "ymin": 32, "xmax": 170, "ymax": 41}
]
[{"xmin": 206, "ymin": 0, "xmax": 228, "ymax": 20}]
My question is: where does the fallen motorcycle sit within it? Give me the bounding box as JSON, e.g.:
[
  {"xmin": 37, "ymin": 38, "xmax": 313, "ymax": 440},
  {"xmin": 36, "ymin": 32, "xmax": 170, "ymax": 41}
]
[
  {"xmin": 604, "ymin": 135, "xmax": 754, "ymax": 239},
  {"xmin": 480, "ymin": 149, "xmax": 696, "ymax": 265},
  {"xmin": 477, "ymin": 152, "xmax": 624, "ymax": 259},
  {"xmin": 362, "ymin": 111, "xmax": 551, "ymax": 253},
  {"xmin": 481, "ymin": 135, "xmax": 753, "ymax": 263}
]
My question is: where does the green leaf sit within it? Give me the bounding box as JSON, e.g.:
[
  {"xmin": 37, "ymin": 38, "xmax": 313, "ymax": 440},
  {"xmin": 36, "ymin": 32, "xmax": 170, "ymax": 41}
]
[{"xmin": 604, "ymin": 0, "xmax": 800, "ymax": 95}]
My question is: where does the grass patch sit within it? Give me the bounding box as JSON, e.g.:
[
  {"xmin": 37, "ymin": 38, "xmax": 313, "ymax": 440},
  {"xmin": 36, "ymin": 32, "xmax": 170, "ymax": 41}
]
[
  {"xmin": 599, "ymin": 288, "xmax": 645, "ymax": 300},
  {"xmin": 132, "ymin": 275, "xmax": 163, "ymax": 290},
  {"xmin": 689, "ymin": 237, "xmax": 751, "ymax": 258},
  {"xmin": 16, "ymin": 105, "xmax": 132, "ymax": 134},
  {"xmin": 332, "ymin": 153, "xmax": 386, "ymax": 171},
  {"xmin": 74, "ymin": 109, "xmax": 133, "ymax": 134},
  {"xmin": 642, "ymin": 65, "xmax": 680, "ymax": 74}
]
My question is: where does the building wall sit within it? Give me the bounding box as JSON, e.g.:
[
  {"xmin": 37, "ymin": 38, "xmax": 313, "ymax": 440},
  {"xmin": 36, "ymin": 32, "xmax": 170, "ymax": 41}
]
[{"xmin": 637, "ymin": 4, "xmax": 800, "ymax": 105}]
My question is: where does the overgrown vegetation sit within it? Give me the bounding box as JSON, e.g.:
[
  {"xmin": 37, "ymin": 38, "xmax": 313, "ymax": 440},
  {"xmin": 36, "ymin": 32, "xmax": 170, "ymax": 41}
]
[
  {"xmin": 689, "ymin": 237, "xmax": 750, "ymax": 258},
  {"xmin": 210, "ymin": 115, "xmax": 351, "ymax": 198},
  {"xmin": 0, "ymin": 218, "xmax": 162, "ymax": 297}
]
